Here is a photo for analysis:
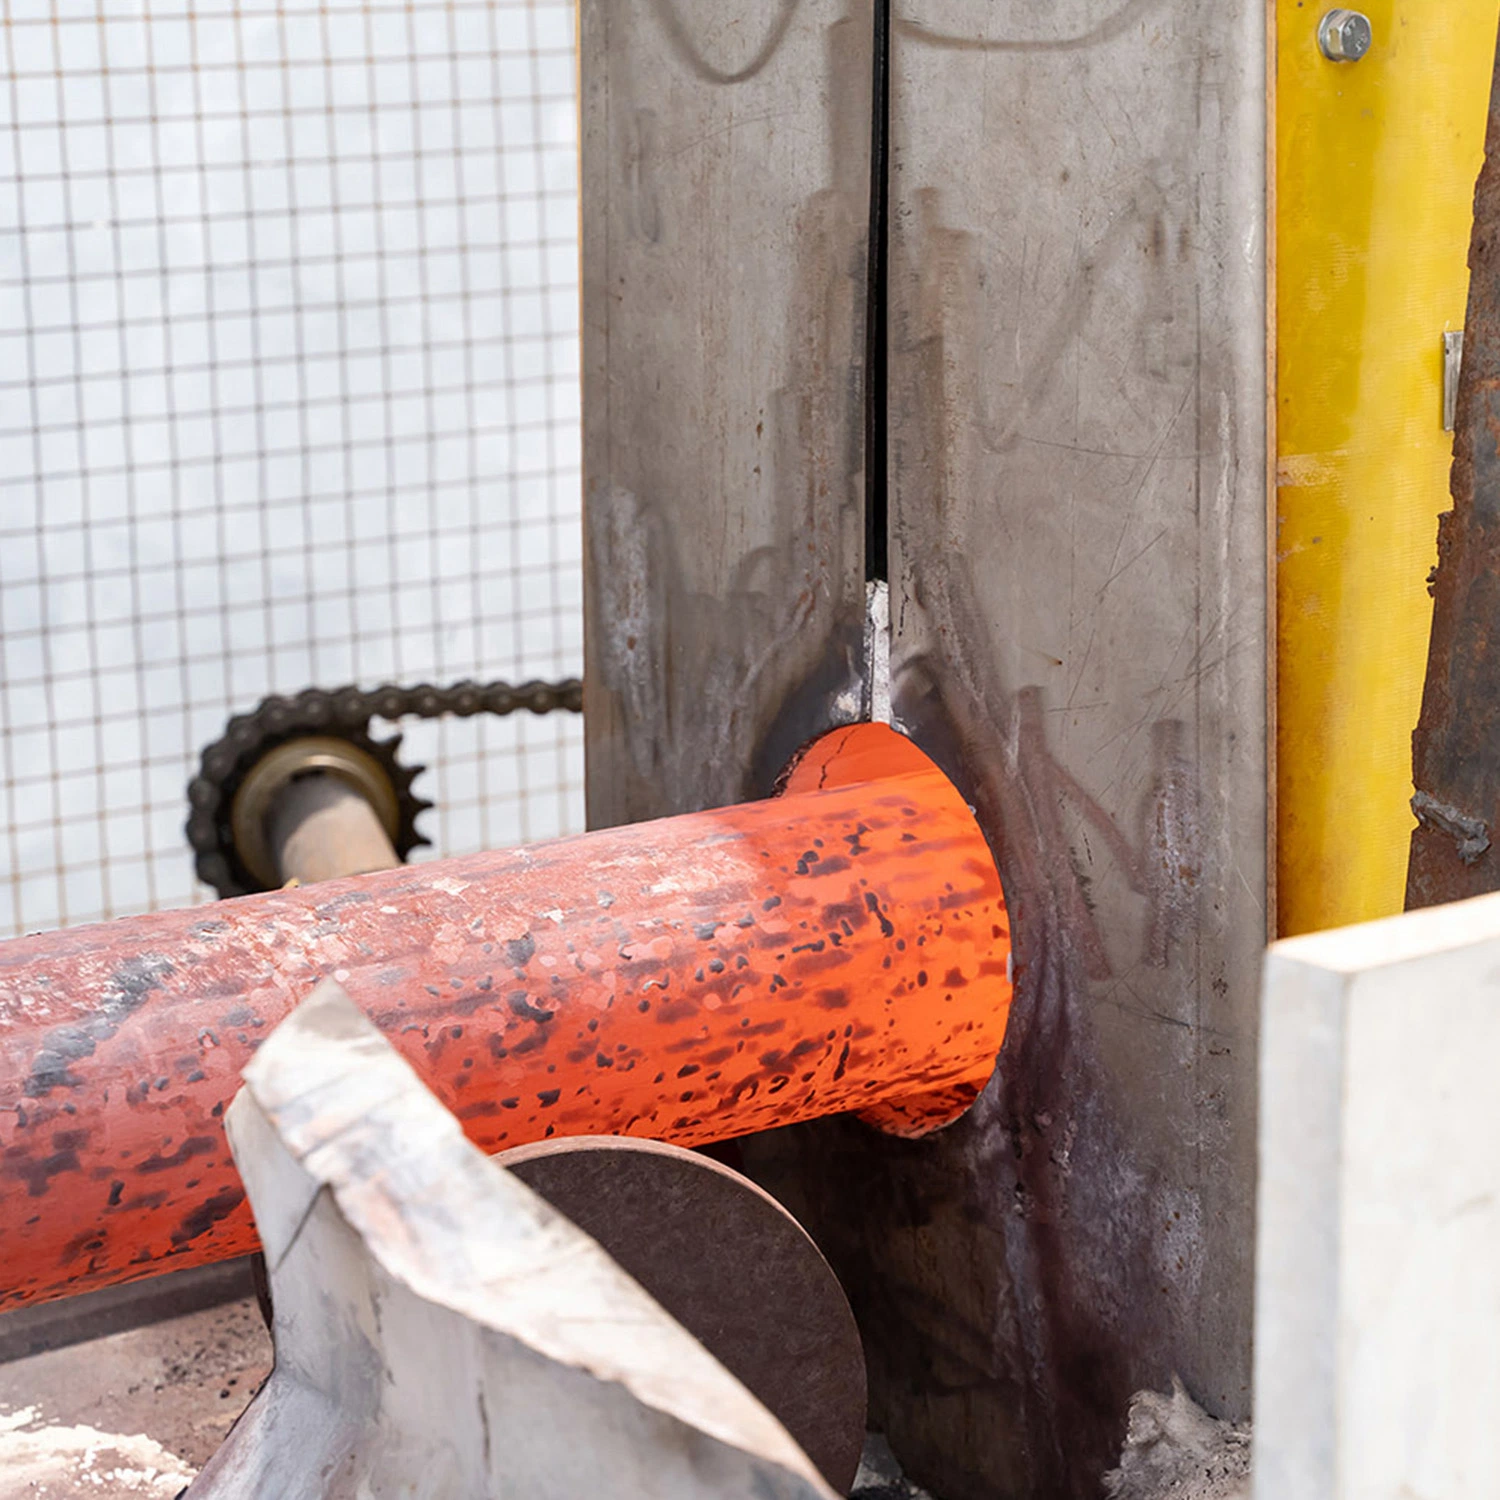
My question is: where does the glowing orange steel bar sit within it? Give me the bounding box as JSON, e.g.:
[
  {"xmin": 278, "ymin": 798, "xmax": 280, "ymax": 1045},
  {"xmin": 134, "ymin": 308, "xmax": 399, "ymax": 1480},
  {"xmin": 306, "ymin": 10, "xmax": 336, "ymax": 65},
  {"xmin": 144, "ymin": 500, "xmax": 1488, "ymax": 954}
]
[{"xmin": 0, "ymin": 725, "xmax": 1011, "ymax": 1308}]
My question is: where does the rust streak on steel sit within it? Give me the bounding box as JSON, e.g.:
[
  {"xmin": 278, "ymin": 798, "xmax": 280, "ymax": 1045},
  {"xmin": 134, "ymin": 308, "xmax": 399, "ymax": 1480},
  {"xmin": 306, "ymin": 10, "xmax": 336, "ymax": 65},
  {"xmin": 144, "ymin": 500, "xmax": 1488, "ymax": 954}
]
[{"xmin": 0, "ymin": 725, "xmax": 1012, "ymax": 1309}]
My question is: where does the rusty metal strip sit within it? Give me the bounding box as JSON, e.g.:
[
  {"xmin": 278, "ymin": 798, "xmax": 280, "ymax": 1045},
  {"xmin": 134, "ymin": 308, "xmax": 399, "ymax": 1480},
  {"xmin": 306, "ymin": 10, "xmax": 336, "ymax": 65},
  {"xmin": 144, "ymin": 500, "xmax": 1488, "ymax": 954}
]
[{"xmin": 1408, "ymin": 40, "xmax": 1500, "ymax": 911}]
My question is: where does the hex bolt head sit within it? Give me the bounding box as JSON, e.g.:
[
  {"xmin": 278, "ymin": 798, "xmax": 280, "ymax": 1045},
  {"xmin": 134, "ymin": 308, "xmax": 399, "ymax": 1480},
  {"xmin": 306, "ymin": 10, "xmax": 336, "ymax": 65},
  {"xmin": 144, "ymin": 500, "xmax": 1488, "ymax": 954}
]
[{"xmin": 1318, "ymin": 8, "xmax": 1372, "ymax": 61}]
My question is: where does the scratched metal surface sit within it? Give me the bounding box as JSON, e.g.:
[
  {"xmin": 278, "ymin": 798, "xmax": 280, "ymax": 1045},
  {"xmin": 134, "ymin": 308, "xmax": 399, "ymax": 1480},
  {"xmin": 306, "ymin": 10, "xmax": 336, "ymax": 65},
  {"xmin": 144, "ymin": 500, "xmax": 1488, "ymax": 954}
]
[
  {"xmin": 579, "ymin": 0, "xmax": 872, "ymax": 825},
  {"xmin": 1407, "ymin": 43, "xmax": 1500, "ymax": 913},
  {"xmin": 855, "ymin": 5, "xmax": 1265, "ymax": 1494},
  {"xmin": 577, "ymin": 2, "xmax": 1267, "ymax": 1494},
  {"xmin": 0, "ymin": 731, "xmax": 1011, "ymax": 1308}
]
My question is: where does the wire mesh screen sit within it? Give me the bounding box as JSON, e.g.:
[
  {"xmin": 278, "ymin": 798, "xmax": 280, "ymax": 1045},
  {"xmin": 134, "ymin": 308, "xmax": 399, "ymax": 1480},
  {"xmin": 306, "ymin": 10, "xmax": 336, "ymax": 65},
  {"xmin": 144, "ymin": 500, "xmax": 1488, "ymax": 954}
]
[{"xmin": 0, "ymin": 0, "xmax": 583, "ymax": 937}]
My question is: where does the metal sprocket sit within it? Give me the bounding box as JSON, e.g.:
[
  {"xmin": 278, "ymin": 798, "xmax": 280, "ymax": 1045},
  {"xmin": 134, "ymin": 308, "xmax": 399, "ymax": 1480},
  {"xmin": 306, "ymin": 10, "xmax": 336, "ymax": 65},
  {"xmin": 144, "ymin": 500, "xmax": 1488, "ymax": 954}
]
[{"xmin": 185, "ymin": 677, "xmax": 582, "ymax": 898}]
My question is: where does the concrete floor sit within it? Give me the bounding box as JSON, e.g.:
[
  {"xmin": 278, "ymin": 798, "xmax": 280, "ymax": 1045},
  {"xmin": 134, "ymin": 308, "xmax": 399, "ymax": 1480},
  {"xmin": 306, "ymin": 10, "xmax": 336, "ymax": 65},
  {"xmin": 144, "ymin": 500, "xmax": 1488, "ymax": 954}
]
[
  {"xmin": 0, "ymin": 1291, "xmax": 953, "ymax": 1498},
  {"xmin": 0, "ymin": 1299, "xmax": 271, "ymax": 1497}
]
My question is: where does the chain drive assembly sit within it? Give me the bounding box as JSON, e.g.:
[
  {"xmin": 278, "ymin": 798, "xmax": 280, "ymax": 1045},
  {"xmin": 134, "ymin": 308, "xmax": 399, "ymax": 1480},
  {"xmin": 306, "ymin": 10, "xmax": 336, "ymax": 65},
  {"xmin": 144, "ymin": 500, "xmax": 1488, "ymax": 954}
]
[{"xmin": 186, "ymin": 678, "xmax": 583, "ymax": 898}]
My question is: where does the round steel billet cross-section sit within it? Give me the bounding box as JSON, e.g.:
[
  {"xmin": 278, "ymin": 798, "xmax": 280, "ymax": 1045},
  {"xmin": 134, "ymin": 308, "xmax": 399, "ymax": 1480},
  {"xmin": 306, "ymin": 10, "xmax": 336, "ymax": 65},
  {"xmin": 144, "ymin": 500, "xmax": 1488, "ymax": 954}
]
[
  {"xmin": 497, "ymin": 1135, "xmax": 866, "ymax": 1494},
  {"xmin": 230, "ymin": 736, "xmax": 402, "ymax": 889}
]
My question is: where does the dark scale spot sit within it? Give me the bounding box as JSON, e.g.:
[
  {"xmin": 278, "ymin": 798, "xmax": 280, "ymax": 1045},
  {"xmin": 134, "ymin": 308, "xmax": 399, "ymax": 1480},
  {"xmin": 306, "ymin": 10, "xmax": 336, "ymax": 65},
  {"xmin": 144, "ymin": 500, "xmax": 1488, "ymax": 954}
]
[
  {"xmin": 107, "ymin": 1180, "xmax": 125, "ymax": 1207},
  {"xmin": 637, "ymin": 1000, "xmax": 651, "ymax": 1013},
  {"xmin": 211, "ymin": 1101, "xmax": 224, "ymax": 1118},
  {"xmin": 900, "ymin": 832, "xmax": 917, "ymax": 843},
  {"xmin": 509, "ymin": 992, "xmax": 555, "ymax": 1023},
  {"xmin": 500, "ymin": 1097, "xmax": 519, "ymax": 1109},
  {"xmin": 762, "ymin": 896, "xmax": 782, "ymax": 910},
  {"xmin": 694, "ymin": 968, "xmax": 706, "ymax": 982},
  {"xmin": 679, "ymin": 1091, "xmax": 695, "ymax": 1103},
  {"xmin": 943, "ymin": 967, "xmax": 966, "ymax": 987},
  {"xmin": 735, "ymin": 914, "xmax": 756, "ymax": 928},
  {"xmin": 7, "ymin": 1147, "xmax": 83, "ymax": 1198},
  {"xmin": 462, "ymin": 1058, "xmax": 474, "ymax": 1070},
  {"xmin": 654, "ymin": 1072, "xmax": 666, "ymax": 1085},
  {"xmin": 791, "ymin": 940, "xmax": 826, "ymax": 954},
  {"xmin": 596, "ymin": 1053, "xmax": 614, "ymax": 1069},
  {"xmin": 694, "ymin": 921, "xmax": 722, "ymax": 941},
  {"xmin": 137, "ymin": 1136, "xmax": 216, "ymax": 1174},
  {"xmin": 708, "ymin": 959, "xmax": 726, "ymax": 974},
  {"xmin": 170, "ymin": 1185, "xmax": 244, "ymax": 1247},
  {"xmin": 677, "ymin": 1064, "xmax": 700, "ymax": 1079},
  {"xmin": 917, "ymin": 971, "xmax": 928, "ymax": 988},
  {"xmin": 154, "ymin": 1077, "xmax": 169, "ymax": 1091},
  {"xmin": 185, "ymin": 1068, "xmax": 206, "ymax": 1083},
  {"xmin": 425, "ymin": 986, "xmax": 441, "ymax": 997},
  {"xmin": 450, "ymin": 978, "xmax": 463, "ymax": 990},
  {"xmin": 24, "ymin": 955, "xmax": 175, "ymax": 1098},
  {"xmin": 833, "ymin": 1042, "xmax": 851, "ymax": 1080},
  {"xmin": 736, "ymin": 955, "xmax": 749, "ymax": 968},
  {"xmin": 479, "ymin": 975, "xmax": 493, "ymax": 991},
  {"xmin": 767, "ymin": 1075, "xmax": 790, "ymax": 1095},
  {"xmin": 587, "ymin": 1018, "xmax": 599, "ymax": 1033},
  {"xmin": 864, "ymin": 892, "xmax": 895, "ymax": 938},
  {"xmin": 507, "ymin": 933, "xmax": 536, "ymax": 967},
  {"xmin": 537, "ymin": 1089, "xmax": 561, "ymax": 1107}
]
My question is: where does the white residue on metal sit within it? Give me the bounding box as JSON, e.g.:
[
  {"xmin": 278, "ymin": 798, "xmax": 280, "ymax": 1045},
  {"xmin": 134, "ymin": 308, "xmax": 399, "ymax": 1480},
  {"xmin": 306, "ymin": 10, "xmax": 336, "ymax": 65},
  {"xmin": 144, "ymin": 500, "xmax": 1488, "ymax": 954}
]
[
  {"xmin": 863, "ymin": 580, "xmax": 891, "ymax": 725},
  {"xmin": 1101, "ymin": 1379, "xmax": 1250, "ymax": 1500}
]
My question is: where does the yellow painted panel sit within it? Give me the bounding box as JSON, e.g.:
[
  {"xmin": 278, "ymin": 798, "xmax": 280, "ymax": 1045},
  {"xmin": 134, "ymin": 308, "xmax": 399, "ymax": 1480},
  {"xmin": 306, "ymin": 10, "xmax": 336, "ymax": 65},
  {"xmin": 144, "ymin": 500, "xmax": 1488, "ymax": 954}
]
[{"xmin": 1276, "ymin": 0, "xmax": 1497, "ymax": 936}]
